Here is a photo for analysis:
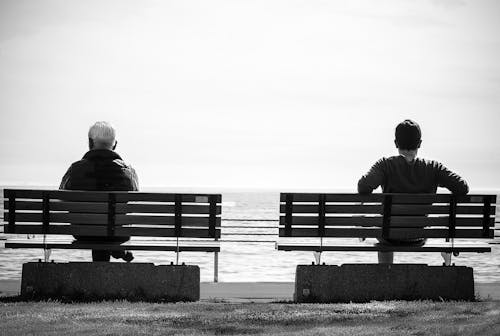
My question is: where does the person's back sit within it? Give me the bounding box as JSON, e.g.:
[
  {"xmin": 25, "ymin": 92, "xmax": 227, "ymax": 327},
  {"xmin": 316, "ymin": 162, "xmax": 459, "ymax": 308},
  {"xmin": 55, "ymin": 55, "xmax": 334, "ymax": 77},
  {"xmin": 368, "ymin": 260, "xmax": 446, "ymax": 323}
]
[
  {"xmin": 358, "ymin": 155, "xmax": 468, "ymax": 195},
  {"xmin": 357, "ymin": 119, "xmax": 469, "ymax": 263},
  {"xmin": 60, "ymin": 148, "xmax": 138, "ymax": 191},
  {"xmin": 60, "ymin": 121, "xmax": 138, "ymax": 262}
]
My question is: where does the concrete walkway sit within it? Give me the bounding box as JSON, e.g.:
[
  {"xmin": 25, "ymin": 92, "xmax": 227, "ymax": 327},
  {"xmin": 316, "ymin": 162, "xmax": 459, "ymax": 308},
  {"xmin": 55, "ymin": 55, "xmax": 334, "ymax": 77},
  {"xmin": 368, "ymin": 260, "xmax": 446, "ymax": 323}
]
[{"xmin": 1, "ymin": 279, "xmax": 498, "ymax": 302}]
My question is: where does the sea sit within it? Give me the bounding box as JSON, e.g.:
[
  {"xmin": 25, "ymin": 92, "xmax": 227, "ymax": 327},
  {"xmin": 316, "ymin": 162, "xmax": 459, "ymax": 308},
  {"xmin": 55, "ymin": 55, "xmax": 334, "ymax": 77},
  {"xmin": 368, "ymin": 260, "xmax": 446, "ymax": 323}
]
[{"xmin": 1, "ymin": 189, "xmax": 499, "ymax": 283}]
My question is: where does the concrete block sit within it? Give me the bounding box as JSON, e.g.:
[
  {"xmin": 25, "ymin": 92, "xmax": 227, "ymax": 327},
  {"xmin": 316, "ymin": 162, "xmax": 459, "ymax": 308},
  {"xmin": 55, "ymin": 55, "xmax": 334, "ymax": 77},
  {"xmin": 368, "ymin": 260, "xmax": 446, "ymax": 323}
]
[
  {"xmin": 295, "ymin": 264, "xmax": 474, "ymax": 303},
  {"xmin": 21, "ymin": 262, "xmax": 199, "ymax": 302}
]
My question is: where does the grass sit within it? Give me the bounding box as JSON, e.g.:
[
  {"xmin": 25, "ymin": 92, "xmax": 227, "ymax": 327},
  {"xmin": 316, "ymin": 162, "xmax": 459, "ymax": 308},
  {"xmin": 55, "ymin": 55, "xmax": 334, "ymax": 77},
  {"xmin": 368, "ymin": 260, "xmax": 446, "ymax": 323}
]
[{"xmin": 0, "ymin": 300, "xmax": 499, "ymax": 336}]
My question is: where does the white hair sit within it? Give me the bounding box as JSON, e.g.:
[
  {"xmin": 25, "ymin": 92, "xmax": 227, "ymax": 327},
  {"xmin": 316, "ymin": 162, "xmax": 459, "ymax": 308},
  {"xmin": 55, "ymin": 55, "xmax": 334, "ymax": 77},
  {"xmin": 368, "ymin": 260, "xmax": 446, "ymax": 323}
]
[{"xmin": 88, "ymin": 121, "xmax": 116, "ymax": 148}]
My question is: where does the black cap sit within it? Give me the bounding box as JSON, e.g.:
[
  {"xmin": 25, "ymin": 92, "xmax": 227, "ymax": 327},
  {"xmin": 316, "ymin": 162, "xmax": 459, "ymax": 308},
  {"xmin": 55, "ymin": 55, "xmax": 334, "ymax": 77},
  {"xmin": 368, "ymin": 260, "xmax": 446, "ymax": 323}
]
[{"xmin": 395, "ymin": 119, "xmax": 421, "ymax": 150}]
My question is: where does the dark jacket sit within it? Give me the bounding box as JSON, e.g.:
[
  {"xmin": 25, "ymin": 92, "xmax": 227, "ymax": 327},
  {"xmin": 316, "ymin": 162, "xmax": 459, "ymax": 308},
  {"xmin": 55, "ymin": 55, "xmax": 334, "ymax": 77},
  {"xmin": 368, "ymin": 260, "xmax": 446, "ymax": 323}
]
[
  {"xmin": 60, "ymin": 149, "xmax": 139, "ymax": 191},
  {"xmin": 358, "ymin": 155, "xmax": 468, "ymax": 195}
]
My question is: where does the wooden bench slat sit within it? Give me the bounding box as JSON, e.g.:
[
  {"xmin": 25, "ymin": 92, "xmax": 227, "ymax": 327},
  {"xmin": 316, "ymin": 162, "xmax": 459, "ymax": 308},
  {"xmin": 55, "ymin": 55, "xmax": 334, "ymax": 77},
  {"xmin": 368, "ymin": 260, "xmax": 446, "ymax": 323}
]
[
  {"xmin": 114, "ymin": 193, "xmax": 222, "ymax": 203},
  {"xmin": 115, "ymin": 215, "xmax": 221, "ymax": 226},
  {"xmin": 280, "ymin": 193, "xmax": 497, "ymax": 204},
  {"xmin": 280, "ymin": 204, "xmax": 384, "ymax": 214},
  {"xmin": 279, "ymin": 204, "xmax": 495, "ymax": 216},
  {"xmin": 3, "ymin": 213, "xmax": 222, "ymax": 227},
  {"xmin": 279, "ymin": 216, "xmax": 384, "ymax": 226},
  {"xmin": 279, "ymin": 216, "xmax": 495, "ymax": 227},
  {"xmin": 390, "ymin": 216, "xmax": 495, "ymax": 227},
  {"xmin": 391, "ymin": 204, "xmax": 496, "ymax": 215},
  {"xmin": 114, "ymin": 227, "xmax": 221, "ymax": 238},
  {"xmin": 4, "ymin": 201, "xmax": 222, "ymax": 215},
  {"xmin": 4, "ymin": 200, "xmax": 111, "ymax": 213},
  {"xmin": 5, "ymin": 241, "xmax": 220, "ymax": 252},
  {"xmin": 116, "ymin": 203, "xmax": 221, "ymax": 215},
  {"xmin": 277, "ymin": 243, "xmax": 491, "ymax": 253},
  {"xmin": 4, "ymin": 189, "xmax": 111, "ymax": 202},
  {"xmin": 4, "ymin": 190, "xmax": 223, "ymax": 204},
  {"xmin": 278, "ymin": 228, "xmax": 494, "ymax": 239},
  {"xmin": 6, "ymin": 224, "xmax": 108, "ymax": 236},
  {"xmin": 4, "ymin": 212, "xmax": 109, "ymax": 224},
  {"xmin": 5, "ymin": 224, "xmax": 221, "ymax": 238},
  {"xmin": 280, "ymin": 193, "xmax": 385, "ymax": 202}
]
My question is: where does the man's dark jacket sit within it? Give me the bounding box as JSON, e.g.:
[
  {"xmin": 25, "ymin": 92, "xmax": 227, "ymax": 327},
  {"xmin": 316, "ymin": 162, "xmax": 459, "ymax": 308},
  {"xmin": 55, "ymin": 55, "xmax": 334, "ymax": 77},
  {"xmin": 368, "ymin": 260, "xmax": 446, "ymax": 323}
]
[
  {"xmin": 60, "ymin": 149, "xmax": 138, "ymax": 191},
  {"xmin": 60, "ymin": 149, "xmax": 138, "ymax": 243}
]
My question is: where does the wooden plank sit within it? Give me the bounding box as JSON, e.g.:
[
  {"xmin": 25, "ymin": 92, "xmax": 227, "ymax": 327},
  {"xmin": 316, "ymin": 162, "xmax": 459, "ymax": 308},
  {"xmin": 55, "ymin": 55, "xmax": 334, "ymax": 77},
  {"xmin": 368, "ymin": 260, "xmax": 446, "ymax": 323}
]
[
  {"xmin": 115, "ymin": 214, "xmax": 221, "ymax": 227},
  {"xmin": 114, "ymin": 193, "xmax": 222, "ymax": 203},
  {"xmin": 279, "ymin": 227, "xmax": 382, "ymax": 238},
  {"xmin": 4, "ymin": 189, "xmax": 223, "ymax": 204},
  {"xmin": 5, "ymin": 241, "xmax": 220, "ymax": 252},
  {"xmin": 4, "ymin": 189, "xmax": 111, "ymax": 202},
  {"xmin": 6, "ymin": 224, "xmax": 108, "ymax": 236},
  {"xmin": 391, "ymin": 194, "xmax": 496, "ymax": 204},
  {"xmin": 4, "ymin": 212, "xmax": 108, "ymax": 224},
  {"xmin": 390, "ymin": 216, "xmax": 495, "ymax": 227},
  {"xmin": 279, "ymin": 204, "xmax": 384, "ymax": 214},
  {"xmin": 277, "ymin": 243, "xmax": 491, "ymax": 253},
  {"xmin": 4, "ymin": 200, "xmax": 111, "ymax": 213},
  {"xmin": 115, "ymin": 203, "xmax": 221, "ymax": 215},
  {"xmin": 280, "ymin": 215, "xmax": 495, "ymax": 227},
  {"xmin": 391, "ymin": 204, "xmax": 496, "ymax": 216},
  {"xmin": 280, "ymin": 193, "xmax": 384, "ymax": 203},
  {"xmin": 280, "ymin": 193, "xmax": 497, "ymax": 205},
  {"xmin": 114, "ymin": 227, "xmax": 221, "ymax": 238},
  {"xmin": 4, "ymin": 201, "xmax": 222, "ymax": 215},
  {"xmin": 280, "ymin": 216, "xmax": 383, "ymax": 226},
  {"xmin": 6, "ymin": 224, "xmax": 222, "ymax": 238},
  {"xmin": 278, "ymin": 227, "xmax": 494, "ymax": 239}
]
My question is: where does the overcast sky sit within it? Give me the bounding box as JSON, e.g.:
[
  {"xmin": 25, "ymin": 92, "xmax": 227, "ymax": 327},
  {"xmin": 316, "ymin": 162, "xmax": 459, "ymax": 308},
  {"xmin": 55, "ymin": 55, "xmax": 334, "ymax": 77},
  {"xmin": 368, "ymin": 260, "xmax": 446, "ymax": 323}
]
[{"xmin": 0, "ymin": 0, "xmax": 499, "ymax": 191}]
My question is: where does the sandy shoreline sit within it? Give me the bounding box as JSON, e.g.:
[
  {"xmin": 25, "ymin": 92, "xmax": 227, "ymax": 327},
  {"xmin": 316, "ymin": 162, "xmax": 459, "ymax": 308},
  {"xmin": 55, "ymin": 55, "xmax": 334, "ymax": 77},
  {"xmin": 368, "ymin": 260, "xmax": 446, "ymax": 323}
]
[{"xmin": 1, "ymin": 279, "xmax": 499, "ymax": 302}]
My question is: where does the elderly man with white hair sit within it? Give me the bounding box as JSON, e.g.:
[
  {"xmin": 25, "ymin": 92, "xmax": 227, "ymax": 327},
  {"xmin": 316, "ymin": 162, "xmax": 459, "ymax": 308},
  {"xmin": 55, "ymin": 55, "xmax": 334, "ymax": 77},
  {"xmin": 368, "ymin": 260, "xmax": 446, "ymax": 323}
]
[{"xmin": 60, "ymin": 121, "xmax": 139, "ymax": 262}]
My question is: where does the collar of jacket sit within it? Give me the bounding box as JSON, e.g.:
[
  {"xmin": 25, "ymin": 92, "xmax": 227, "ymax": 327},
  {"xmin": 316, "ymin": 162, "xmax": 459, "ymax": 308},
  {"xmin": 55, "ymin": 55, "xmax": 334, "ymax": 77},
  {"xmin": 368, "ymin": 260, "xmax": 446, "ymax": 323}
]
[{"xmin": 82, "ymin": 149, "xmax": 122, "ymax": 161}]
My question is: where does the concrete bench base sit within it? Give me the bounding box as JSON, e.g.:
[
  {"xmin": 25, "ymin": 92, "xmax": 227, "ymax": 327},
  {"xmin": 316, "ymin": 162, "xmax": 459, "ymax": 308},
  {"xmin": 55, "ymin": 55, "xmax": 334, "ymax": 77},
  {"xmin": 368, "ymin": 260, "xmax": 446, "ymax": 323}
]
[
  {"xmin": 21, "ymin": 262, "xmax": 199, "ymax": 302},
  {"xmin": 295, "ymin": 264, "xmax": 474, "ymax": 303}
]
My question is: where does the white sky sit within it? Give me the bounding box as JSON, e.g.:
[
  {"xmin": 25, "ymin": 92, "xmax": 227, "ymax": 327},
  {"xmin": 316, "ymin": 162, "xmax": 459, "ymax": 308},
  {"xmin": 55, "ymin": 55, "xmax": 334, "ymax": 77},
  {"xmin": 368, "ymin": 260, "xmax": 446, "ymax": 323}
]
[{"xmin": 0, "ymin": 0, "xmax": 499, "ymax": 191}]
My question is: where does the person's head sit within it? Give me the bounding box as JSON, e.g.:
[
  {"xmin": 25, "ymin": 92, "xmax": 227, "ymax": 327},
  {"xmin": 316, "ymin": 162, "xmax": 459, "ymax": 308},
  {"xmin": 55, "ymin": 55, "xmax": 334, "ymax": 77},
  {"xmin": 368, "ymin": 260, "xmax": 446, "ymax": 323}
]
[
  {"xmin": 88, "ymin": 121, "xmax": 117, "ymax": 150},
  {"xmin": 394, "ymin": 119, "xmax": 422, "ymax": 150},
  {"xmin": 394, "ymin": 119, "xmax": 421, "ymax": 160}
]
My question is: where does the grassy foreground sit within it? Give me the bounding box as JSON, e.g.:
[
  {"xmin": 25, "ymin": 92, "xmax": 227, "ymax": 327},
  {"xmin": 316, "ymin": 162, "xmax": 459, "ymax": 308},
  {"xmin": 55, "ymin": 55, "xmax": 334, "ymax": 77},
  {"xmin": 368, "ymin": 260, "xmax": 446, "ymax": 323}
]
[{"xmin": 0, "ymin": 300, "xmax": 499, "ymax": 336}]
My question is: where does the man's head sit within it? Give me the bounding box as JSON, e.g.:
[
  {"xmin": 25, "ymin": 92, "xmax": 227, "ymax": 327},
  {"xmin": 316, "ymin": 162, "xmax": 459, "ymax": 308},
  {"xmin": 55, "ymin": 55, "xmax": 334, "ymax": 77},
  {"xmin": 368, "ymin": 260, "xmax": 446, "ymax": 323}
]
[
  {"xmin": 88, "ymin": 121, "xmax": 117, "ymax": 150},
  {"xmin": 395, "ymin": 119, "xmax": 422, "ymax": 151}
]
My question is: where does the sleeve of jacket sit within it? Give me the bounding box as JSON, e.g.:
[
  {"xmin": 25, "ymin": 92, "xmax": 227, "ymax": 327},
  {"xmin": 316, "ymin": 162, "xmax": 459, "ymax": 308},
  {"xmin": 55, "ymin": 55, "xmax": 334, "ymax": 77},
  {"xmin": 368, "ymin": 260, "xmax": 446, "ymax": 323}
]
[
  {"xmin": 129, "ymin": 167, "xmax": 139, "ymax": 191},
  {"xmin": 358, "ymin": 158, "xmax": 386, "ymax": 194},
  {"xmin": 59, "ymin": 165, "xmax": 73, "ymax": 190},
  {"xmin": 436, "ymin": 163, "xmax": 469, "ymax": 195}
]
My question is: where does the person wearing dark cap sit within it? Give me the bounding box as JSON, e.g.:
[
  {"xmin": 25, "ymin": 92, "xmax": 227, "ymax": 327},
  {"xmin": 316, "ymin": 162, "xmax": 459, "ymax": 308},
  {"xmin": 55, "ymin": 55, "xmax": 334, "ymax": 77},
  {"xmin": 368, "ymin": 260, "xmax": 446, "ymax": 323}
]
[{"xmin": 357, "ymin": 119, "xmax": 469, "ymax": 263}]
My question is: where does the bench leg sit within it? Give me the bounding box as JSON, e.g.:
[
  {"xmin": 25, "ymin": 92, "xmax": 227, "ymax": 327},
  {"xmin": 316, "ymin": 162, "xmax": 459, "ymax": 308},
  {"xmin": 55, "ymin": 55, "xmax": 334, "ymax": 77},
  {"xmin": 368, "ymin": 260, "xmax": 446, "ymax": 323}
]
[
  {"xmin": 441, "ymin": 252, "xmax": 452, "ymax": 266},
  {"xmin": 214, "ymin": 252, "xmax": 219, "ymax": 283},
  {"xmin": 43, "ymin": 249, "xmax": 52, "ymax": 263},
  {"xmin": 313, "ymin": 252, "xmax": 322, "ymax": 265}
]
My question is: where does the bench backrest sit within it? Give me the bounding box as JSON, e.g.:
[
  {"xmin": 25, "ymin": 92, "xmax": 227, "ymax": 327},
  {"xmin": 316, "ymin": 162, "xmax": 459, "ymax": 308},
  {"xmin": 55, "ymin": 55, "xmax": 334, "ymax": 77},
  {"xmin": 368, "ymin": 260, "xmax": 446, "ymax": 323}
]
[
  {"xmin": 280, "ymin": 193, "xmax": 496, "ymax": 240},
  {"xmin": 3, "ymin": 189, "xmax": 221, "ymax": 239}
]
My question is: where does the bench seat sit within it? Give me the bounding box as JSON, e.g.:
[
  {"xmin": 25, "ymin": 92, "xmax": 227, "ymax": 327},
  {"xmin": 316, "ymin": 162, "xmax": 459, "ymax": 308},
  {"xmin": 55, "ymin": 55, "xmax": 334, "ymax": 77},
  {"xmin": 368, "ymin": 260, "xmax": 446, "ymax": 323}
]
[
  {"xmin": 5, "ymin": 238, "xmax": 220, "ymax": 252},
  {"xmin": 277, "ymin": 242, "xmax": 491, "ymax": 253}
]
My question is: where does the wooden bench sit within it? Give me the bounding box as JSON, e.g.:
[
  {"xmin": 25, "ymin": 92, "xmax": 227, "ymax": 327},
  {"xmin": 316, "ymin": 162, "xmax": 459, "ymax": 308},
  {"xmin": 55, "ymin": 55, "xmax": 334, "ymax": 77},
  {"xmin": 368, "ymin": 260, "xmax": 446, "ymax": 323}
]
[
  {"xmin": 278, "ymin": 193, "xmax": 496, "ymax": 265},
  {"xmin": 3, "ymin": 188, "xmax": 221, "ymax": 256},
  {"xmin": 3, "ymin": 189, "xmax": 222, "ymax": 301},
  {"xmin": 278, "ymin": 192, "xmax": 497, "ymax": 302}
]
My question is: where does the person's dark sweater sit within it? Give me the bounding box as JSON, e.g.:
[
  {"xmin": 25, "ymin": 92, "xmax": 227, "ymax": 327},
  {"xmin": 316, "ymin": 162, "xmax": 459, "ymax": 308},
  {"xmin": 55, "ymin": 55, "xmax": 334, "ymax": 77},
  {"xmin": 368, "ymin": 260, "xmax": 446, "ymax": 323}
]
[
  {"xmin": 358, "ymin": 155, "xmax": 468, "ymax": 195},
  {"xmin": 60, "ymin": 149, "xmax": 138, "ymax": 261},
  {"xmin": 60, "ymin": 149, "xmax": 138, "ymax": 191}
]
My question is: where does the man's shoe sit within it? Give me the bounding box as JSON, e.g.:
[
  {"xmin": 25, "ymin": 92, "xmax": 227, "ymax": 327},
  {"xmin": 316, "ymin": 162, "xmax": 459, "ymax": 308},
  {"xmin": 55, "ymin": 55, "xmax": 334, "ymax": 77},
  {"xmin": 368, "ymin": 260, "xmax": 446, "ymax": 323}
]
[{"xmin": 123, "ymin": 251, "xmax": 134, "ymax": 263}]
